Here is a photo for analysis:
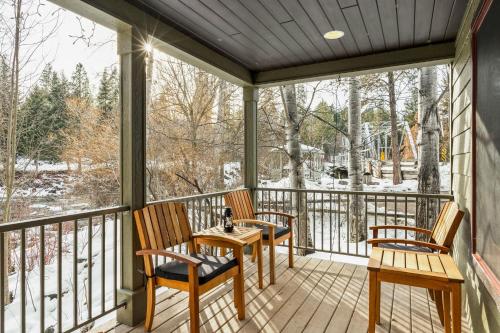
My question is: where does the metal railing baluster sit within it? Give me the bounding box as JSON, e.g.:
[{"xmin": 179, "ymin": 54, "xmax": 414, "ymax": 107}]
[
  {"xmin": 73, "ymin": 220, "xmax": 78, "ymax": 327},
  {"xmin": 101, "ymin": 214, "xmax": 106, "ymax": 313},
  {"xmin": 40, "ymin": 226, "xmax": 45, "ymax": 333},
  {"xmin": 21, "ymin": 228, "xmax": 26, "ymax": 333},
  {"xmin": 57, "ymin": 223, "xmax": 62, "ymax": 332},
  {"xmin": 87, "ymin": 217, "xmax": 92, "ymax": 320},
  {"xmin": 0, "ymin": 232, "xmax": 4, "ymax": 333}
]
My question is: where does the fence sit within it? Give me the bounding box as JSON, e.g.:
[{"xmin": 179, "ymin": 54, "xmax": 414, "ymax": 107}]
[
  {"xmin": 0, "ymin": 205, "xmax": 128, "ymax": 333},
  {"xmin": 254, "ymin": 188, "xmax": 454, "ymax": 257}
]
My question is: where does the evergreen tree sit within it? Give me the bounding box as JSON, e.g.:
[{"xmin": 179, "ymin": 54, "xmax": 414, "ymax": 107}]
[
  {"xmin": 18, "ymin": 69, "xmax": 69, "ymax": 161},
  {"xmin": 97, "ymin": 67, "xmax": 119, "ymax": 115},
  {"xmin": 69, "ymin": 63, "xmax": 91, "ymax": 102}
]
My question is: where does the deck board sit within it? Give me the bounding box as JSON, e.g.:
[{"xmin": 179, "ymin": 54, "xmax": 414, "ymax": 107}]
[{"xmin": 98, "ymin": 253, "xmax": 470, "ymax": 333}]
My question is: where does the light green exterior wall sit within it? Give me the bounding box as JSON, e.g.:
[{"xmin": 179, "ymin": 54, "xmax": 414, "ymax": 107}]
[{"xmin": 451, "ymin": 1, "xmax": 500, "ymax": 332}]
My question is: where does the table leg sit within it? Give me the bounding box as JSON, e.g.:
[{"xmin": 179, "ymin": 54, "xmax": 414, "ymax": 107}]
[
  {"xmin": 251, "ymin": 244, "xmax": 257, "ymax": 263},
  {"xmin": 443, "ymin": 290, "xmax": 451, "ymax": 333},
  {"xmin": 257, "ymin": 238, "xmax": 263, "ymax": 289},
  {"xmin": 451, "ymin": 284, "xmax": 461, "ymax": 333},
  {"xmin": 369, "ymin": 271, "xmax": 377, "ymax": 333}
]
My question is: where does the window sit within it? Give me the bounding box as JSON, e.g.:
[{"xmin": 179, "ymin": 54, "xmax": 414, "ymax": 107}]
[{"xmin": 472, "ymin": 0, "xmax": 500, "ymax": 286}]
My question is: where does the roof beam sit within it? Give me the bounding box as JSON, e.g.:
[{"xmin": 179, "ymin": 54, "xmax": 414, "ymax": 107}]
[
  {"xmin": 254, "ymin": 42, "xmax": 455, "ymax": 86},
  {"xmin": 51, "ymin": 0, "xmax": 253, "ymax": 86}
]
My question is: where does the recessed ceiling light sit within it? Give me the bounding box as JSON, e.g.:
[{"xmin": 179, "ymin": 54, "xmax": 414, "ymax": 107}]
[{"xmin": 324, "ymin": 30, "xmax": 344, "ymax": 39}]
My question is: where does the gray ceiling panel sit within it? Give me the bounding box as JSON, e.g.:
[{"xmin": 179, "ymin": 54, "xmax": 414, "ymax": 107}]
[{"xmin": 131, "ymin": 0, "xmax": 468, "ymax": 71}]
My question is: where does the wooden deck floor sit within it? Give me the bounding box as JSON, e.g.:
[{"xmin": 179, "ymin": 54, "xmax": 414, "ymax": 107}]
[{"xmin": 98, "ymin": 253, "xmax": 470, "ymax": 333}]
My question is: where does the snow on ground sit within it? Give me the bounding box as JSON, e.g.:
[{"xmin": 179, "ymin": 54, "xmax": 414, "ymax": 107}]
[
  {"xmin": 5, "ymin": 218, "xmax": 121, "ymax": 333},
  {"xmin": 260, "ymin": 162, "xmax": 450, "ymax": 193}
]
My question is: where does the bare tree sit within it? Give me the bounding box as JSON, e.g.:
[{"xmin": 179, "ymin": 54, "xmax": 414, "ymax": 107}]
[
  {"xmin": 416, "ymin": 66, "xmax": 440, "ymax": 234},
  {"xmin": 348, "ymin": 77, "xmax": 365, "ymax": 241},
  {"xmin": 388, "ymin": 71, "xmax": 402, "ymax": 184},
  {"xmin": 1, "ymin": 0, "xmax": 61, "ymax": 303},
  {"xmin": 281, "ymin": 84, "xmax": 314, "ymax": 255},
  {"xmin": 2, "ymin": 0, "xmax": 22, "ymax": 305}
]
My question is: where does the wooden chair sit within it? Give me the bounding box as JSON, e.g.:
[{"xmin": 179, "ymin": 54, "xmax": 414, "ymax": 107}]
[
  {"xmin": 224, "ymin": 189, "xmax": 294, "ymax": 284},
  {"xmin": 134, "ymin": 202, "xmax": 246, "ymax": 333},
  {"xmin": 368, "ymin": 201, "xmax": 464, "ymax": 254},
  {"xmin": 367, "ymin": 200, "xmax": 464, "ymax": 326}
]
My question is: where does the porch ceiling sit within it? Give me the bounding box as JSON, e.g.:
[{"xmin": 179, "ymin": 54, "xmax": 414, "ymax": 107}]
[{"xmin": 126, "ymin": 0, "xmax": 466, "ymax": 84}]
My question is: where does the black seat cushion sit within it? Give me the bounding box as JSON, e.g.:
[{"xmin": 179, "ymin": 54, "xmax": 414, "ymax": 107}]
[
  {"xmin": 155, "ymin": 254, "xmax": 238, "ymax": 285},
  {"xmin": 258, "ymin": 225, "xmax": 290, "ymax": 241},
  {"xmin": 379, "ymin": 242, "xmax": 434, "ymax": 253}
]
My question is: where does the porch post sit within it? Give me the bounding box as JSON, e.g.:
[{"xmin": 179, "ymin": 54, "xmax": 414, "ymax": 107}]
[
  {"xmin": 117, "ymin": 26, "xmax": 147, "ymax": 326},
  {"xmin": 243, "ymin": 86, "xmax": 258, "ymax": 204}
]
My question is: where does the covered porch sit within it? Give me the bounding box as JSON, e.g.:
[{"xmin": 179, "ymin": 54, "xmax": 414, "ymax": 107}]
[
  {"xmin": 100, "ymin": 253, "xmax": 471, "ymax": 333},
  {"xmin": 1, "ymin": 0, "xmax": 499, "ymax": 332}
]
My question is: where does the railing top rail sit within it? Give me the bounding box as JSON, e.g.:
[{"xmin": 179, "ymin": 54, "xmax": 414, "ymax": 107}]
[
  {"xmin": 255, "ymin": 187, "xmax": 454, "ymax": 200},
  {"xmin": 148, "ymin": 188, "xmax": 243, "ymax": 205},
  {"xmin": 0, "ymin": 205, "xmax": 129, "ymax": 233}
]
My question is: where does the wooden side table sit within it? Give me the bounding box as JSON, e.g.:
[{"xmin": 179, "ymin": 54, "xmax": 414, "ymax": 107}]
[
  {"xmin": 193, "ymin": 226, "xmax": 264, "ymax": 289},
  {"xmin": 367, "ymin": 248, "xmax": 464, "ymax": 333}
]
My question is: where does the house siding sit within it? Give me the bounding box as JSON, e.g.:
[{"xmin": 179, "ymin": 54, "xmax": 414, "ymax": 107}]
[{"xmin": 451, "ymin": 0, "xmax": 500, "ymax": 332}]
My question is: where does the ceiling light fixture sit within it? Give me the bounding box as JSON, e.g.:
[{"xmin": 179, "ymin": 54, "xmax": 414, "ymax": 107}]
[{"xmin": 323, "ymin": 30, "xmax": 344, "ymax": 39}]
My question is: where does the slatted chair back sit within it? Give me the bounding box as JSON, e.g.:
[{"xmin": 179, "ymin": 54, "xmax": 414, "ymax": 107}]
[
  {"xmin": 224, "ymin": 190, "xmax": 256, "ymax": 220},
  {"xmin": 134, "ymin": 202, "xmax": 194, "ymax": 251},
  {"xmin": 430, "ymin": 201, "xmax": 464, "ymax": 248}
]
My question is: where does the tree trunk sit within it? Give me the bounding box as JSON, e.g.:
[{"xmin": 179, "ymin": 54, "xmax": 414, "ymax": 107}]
[
  {"xmin": 282, "ymin": 84, "xmax": 314, "ymax": 255},
  {"xmin": 2, "ymin": 0, "xmax": 22, "ymax": 305},
  {"xmin": 388, "ymin": 71, "xmax": 402, "ymax": 184},
  {"xmin": 416, "ymin": 67, "xmax": 440, "ymax": 236},
  {"xmin": 348, "ymin": 77, "xmax": 365, "ymax": 242}
]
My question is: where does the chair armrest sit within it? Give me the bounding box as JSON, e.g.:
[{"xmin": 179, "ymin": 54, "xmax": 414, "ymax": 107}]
[
  {"xmin": 255, "ymin": 211, "xmax": 295, "ymax": 226},
  {"xmin": 367, "ymin": 238, "xmax": 448, "ymax": 253},
  {"xmin": 369, "ymin": 225, "xmax": 432, "ymax": 238},
  {"xmin": 192, "ymin": 234, "xmax": 246, "ymax": 249},
  {"xmin": 255, "ymin": 211, "xmax": 295, "ymax": 219},
  {"xmin": 136, "ymin": 249, "xmax": 202, "ymax": 267},
  {"xmin": 234, "ymin": 219, "xmax": 276, "ymax": 229}
]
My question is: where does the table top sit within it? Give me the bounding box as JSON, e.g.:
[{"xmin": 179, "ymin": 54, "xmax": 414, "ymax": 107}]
[
  {"xmin": 194, "ymin": 226, "xmax": 262, "ymax": 243},
  {"xmin": 367, "ymin": 247, "xmax": 464, "ymax": 283}
]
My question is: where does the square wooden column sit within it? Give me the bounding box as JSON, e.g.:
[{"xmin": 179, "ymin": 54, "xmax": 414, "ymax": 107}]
[
  {"xmin": 117, "ymin": 26, "xmax": 147, "ymax": 326},
  {"xmin": 243, "ymin": 86, "xmax": 258, "ymax": 204}
]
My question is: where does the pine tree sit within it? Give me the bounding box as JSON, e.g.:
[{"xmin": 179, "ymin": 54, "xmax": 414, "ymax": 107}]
[
  {"xmin": 69, "ymin": 63, "xmax": 91, "ymax": 102},
  {"xmin": 97, "ymin": 67, "xmax": 119, "ymax": 115},
  {"xmin": 18, "ymin": 70, "xmax": 69, "ymax": 161}
]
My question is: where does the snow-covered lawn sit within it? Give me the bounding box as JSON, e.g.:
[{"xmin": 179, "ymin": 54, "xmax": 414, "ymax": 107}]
[
  {"xmin": 4, "ymin": 218, "xmax": 121, "ymax": 333},
  {"xmin": 259, "ymin": 162, "xmax": 450, "ymax": 193}
]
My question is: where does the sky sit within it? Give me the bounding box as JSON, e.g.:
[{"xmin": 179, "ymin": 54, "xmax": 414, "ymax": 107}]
[{"xmin": 1, "ymin": 0, "xmax": 117, "ymax": 95}]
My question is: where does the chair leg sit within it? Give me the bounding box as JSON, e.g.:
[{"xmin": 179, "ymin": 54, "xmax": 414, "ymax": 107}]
[
  {"xmin": 144, "ymin": 278, "xmax": 156, "ymax": 332},
  {"xmin": 269, "ymin": 242, "xmax": 276, "ymax": 284},
  {"xmin": 188, "ymin": 266, "xmax": 200, "ymax": 333},
  {"xmin": 288, "ymin": 232, "xmax": 294, "ymax": 268}
]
